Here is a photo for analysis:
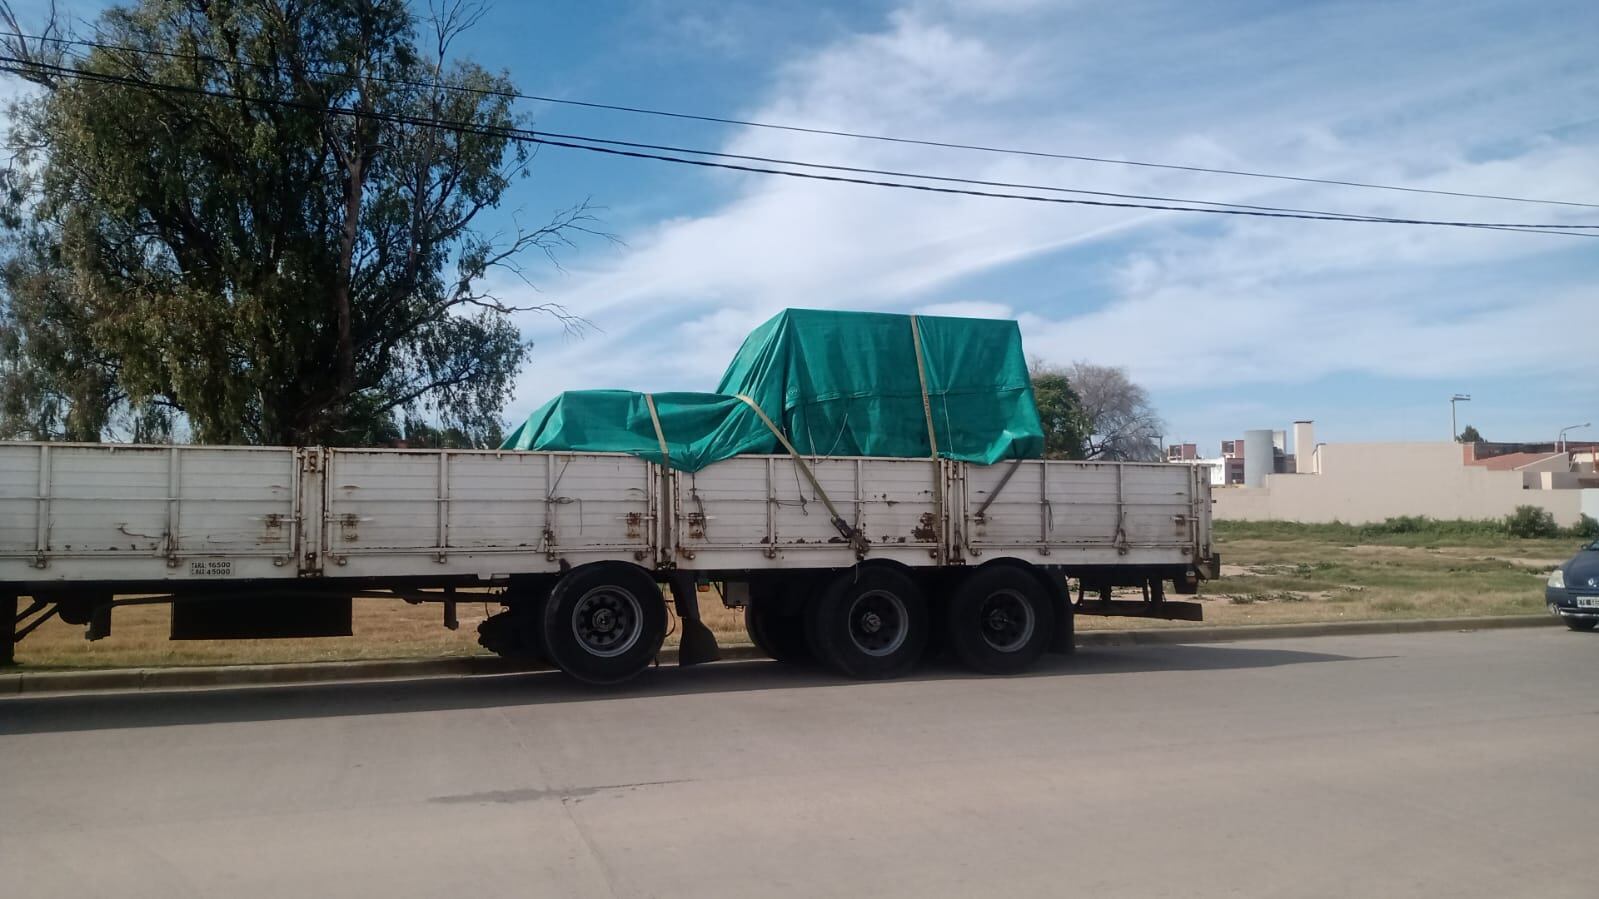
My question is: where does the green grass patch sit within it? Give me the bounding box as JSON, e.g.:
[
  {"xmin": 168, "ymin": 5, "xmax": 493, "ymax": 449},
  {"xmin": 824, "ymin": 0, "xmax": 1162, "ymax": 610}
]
[{"xmin": 1216, "ymin": 516, "xmax": 1593, "ymax": 551}]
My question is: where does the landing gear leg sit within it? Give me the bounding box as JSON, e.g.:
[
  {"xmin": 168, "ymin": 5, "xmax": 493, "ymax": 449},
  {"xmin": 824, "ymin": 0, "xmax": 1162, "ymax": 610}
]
[
  {"xmin": 670, "ymin": 572, "xmax": 721, "ymax": 666},
  {"xmin": 2, "ymin": 593, "xmax": 15, "ymax": 667}
]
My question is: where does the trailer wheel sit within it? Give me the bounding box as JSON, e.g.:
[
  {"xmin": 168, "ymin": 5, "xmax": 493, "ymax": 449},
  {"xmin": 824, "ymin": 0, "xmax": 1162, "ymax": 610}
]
[
  {"xmin": 918, "ymin": 570, "xmax": 965, "ymax": 662},
  {"xmin": 476, "ymin": 577, "xmax": 554, "ymax": 662},
  {"xmin": 946, "ymin": 565, "xmax": 1056, "ymax": 675},
  {"xmin": 806, "ymin": 566, "xmax": 928, "ymax": 680},
  {"xmin": 1172, "ymin": 568, "xmax": 1201, "ymax": 595},
  {"xmin": 541, "ymin": 563, "xmax": 666, "ymax": 685},
  {"xmin": 745, "ymin": 601, "xmax": 812, "ymax": 664}
]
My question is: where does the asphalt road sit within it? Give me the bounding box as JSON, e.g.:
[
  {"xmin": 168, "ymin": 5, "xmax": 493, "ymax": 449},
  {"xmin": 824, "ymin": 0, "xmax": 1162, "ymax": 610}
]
[{"xmin": 3, "ymin": 628, "xmax": 1596, "ymax": 899}]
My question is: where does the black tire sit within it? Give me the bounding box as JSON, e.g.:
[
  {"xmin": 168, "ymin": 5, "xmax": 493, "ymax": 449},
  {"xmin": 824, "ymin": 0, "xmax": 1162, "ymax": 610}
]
[
  {"xmin": 1565, "ymin": 618, "xmax": 1598, "ymax": 632},
  {"xmin": 945, "ymin": 564, "xmax": 1057, "ymax": 675},
  {"xmin": 476, "ymin": 578, "xmax": 555, "ymax": 662},
  {"xmin": 745, "ymin": 600, "xmax": 812, "ymax": 663},
  {"xmin": 541, "ymin": 563, "xmax": 666, "ymax": 685},
  {"xmin": 1172, "ymin": 568, "xmax": 1201, "ymax": 596},
  {"xmin": 805, "ymin": 566, "xmax": 928, "ymax": 680},
  {"xmin": 477, "ymin": 608, "xmax": 545, "ymax": 662},
  {"xmin": 918, "ymin": 571, "xmax": 964, "ymax": 662}
]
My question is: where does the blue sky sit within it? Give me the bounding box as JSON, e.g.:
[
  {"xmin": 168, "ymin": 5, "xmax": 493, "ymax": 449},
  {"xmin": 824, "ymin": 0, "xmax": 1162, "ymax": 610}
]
[{"xmin": 15, "ymin": 0, "xmax": 1599, "ymax": 453}]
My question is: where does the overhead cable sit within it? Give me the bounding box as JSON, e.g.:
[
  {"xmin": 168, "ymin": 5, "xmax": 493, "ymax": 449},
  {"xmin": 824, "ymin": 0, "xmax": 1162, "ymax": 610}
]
[
  {"xmin": 15, "ymin": 30, "xmax": 1599, "ymax": 211},
  {"xmin": 1, "ymin": 55, "xmax": 1595, "ymax": 239}
]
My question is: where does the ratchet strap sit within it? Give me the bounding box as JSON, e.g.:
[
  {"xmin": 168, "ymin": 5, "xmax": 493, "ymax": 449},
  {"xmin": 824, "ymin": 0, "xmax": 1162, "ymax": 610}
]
[
  {"xmin": 643, "ymin": 393, "xmax": 670, "ymax": 464},
  {"xmin": 973, "ymin": 457, "xmax": 1026, "ymax": 520},
  {"xmin": 734, "ymin": 393, "xmax": 869, "ymax": 557},
  {"xmin": 909, "ymin": 315, "xmax": 939, "ymax": 460}
]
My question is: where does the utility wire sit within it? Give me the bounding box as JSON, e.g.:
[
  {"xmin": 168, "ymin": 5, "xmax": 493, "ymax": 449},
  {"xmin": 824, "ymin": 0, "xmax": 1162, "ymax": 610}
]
[
  {"xmin": 14, "ymin": 38, "xmax": 1367, "ymax": 220},
  {"xmin": 15, "ymin": 29, "xmax": 1599, "ymax": 212},
  {"xmin": 16, "ymin": 41, "xmax": 1599, "ymax": 233},
  {"xmin": 1, "ymin": 55, "xmax": 1595, "ymax": 239}
]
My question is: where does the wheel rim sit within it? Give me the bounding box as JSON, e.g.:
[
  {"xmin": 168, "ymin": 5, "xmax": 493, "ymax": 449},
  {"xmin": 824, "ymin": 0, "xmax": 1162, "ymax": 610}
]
[
  {"xmin": 570, "ymin": 586, "xmax": 644, "ymax": 658},
  {"xmin": 978, "ymin": 588, "xmax": 1035, "ymax": 653},
  {"xmin": 847, "ymin": 589, "xmax": 909, "ymax": 657}
]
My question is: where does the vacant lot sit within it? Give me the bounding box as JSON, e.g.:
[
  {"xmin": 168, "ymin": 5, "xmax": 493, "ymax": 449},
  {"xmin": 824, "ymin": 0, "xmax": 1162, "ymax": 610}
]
[
  {"xmin": 1079, "ymin": 521, "xmax": 1575, "ymax": 631},
  {"xmin": 8, "ymin": 522, "xmax": 1578, "ymax": 669}
]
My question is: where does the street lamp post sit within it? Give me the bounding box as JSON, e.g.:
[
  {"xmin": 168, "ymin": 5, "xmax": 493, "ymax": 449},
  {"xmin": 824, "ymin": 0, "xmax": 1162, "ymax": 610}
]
[
  {"xmin": 1558, "ymin": 423, "xmax": 1590, "ymax": 453},
  {"xmin": 1450, "ymin": 394, "xmax": 1471, "ymax": 442}
]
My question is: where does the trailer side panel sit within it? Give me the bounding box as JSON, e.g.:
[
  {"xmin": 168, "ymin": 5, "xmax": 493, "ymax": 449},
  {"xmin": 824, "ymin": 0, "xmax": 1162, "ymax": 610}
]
[
  {"xmin": 320, "ymin": 449, "xmax": 656, "ymax": 580},
  {"xmin": 961, "ymin": 460, "xmax": 1205, "ymax": 568},
  {"xmin": 0, "ymin": 443, "xmax": 299, "ymax": 584},
  {"xmin": 671, "ymin": 456, "xmax": 941, "ymax": 569}
]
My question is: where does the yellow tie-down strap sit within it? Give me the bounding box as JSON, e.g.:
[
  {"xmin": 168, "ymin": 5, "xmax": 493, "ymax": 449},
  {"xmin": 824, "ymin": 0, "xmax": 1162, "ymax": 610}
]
[
  {"xmin": 733, "ymin": 393, "xmax": 869, "ymax": 557},
  {"xmin": 643, "ymin": 393, "xmax": 670, "ymax": 464}
]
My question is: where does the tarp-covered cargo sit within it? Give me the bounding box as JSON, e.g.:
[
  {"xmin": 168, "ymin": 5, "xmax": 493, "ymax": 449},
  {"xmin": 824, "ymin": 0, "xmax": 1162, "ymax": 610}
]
[{"xmin": 501, "ymin": 308, "xmax": 1045, "ymax": 471}]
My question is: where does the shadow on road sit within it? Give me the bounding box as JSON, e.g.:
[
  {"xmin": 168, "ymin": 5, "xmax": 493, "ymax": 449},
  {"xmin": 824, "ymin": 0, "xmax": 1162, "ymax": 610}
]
[{"xmin": 0, "ymin": 642, "xmax": 1379, "ymax": 736}]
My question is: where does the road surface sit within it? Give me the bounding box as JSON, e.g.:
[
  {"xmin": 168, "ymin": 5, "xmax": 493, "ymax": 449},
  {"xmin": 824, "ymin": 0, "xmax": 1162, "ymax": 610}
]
[{"xmin": 3, "ymin": 628, "xmax": 1596, "ymax": 898}]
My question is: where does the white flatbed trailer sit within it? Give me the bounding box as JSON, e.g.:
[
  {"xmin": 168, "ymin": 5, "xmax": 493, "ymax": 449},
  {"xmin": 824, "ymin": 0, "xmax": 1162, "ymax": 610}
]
[{"xmin": 1, "ymin": 442, "xmax": 1216, "ymax": 682}]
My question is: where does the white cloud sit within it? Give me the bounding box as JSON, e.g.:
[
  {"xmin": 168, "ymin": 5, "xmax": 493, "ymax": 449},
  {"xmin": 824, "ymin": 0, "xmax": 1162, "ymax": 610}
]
[
  {"xmin": 915, "ymin": 300, "xmax": 1014, "ymax": 319},
  {"xmin": 507, "ymin": 0, "xmax": 1599, "ymax": 441}
]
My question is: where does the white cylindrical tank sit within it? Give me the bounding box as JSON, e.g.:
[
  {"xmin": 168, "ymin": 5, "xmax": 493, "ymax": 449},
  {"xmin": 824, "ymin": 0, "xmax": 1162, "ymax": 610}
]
[
  {"xmin": 1243, "ymin": 429, "xmax": 1274, "ymax": 487},
  {"xmin": 1293, "ymin": 421, "xmax": 1316, "ymax": 473}
]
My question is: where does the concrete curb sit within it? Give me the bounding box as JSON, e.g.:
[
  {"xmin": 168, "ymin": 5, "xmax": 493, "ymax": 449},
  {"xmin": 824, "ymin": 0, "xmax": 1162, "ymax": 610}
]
[
  {"xmin": 1073, "ymin": 614, "xmax": 1559, "ymax": 647},
  {"xmin": 0, "ymin": 615, "xmax": 1558, "ymax": 695},
  {"xmin": 0, "ymin": 644, "xmax": 771, "ymax": 696}
]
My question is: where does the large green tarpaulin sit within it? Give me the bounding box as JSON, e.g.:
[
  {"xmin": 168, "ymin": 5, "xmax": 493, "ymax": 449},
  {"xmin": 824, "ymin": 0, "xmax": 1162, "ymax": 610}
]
[{"xmin": 501, "ymin": 308, "xmax": 1044, "ymax": 471}]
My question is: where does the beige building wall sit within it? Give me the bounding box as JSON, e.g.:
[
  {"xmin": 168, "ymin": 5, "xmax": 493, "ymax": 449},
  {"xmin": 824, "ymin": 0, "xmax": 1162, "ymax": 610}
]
[
  {"xmin": 1212, "ymin": 442, "xmax": 1594, "ymax": 526},
  {"xmin": 1516, "ymin": 454, "xmax": 1572, "ymax": 477}
]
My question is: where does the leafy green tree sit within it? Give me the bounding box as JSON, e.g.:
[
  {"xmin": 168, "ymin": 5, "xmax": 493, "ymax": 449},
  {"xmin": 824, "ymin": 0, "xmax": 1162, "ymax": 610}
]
[
  {"xmin": 1028, "ymin": 361, "xmax": 1089, "ymax": 460},
  {"xmin": 396, "ymin": 415, "xmax": 494, "ymax": 448},
  {"xmin": 0, "ymin": 0, "xmax": 599, "ymax": 446},
  {"xmin": 1457, "ymin": 424, "xmax": 1483, "ymax": 443}
]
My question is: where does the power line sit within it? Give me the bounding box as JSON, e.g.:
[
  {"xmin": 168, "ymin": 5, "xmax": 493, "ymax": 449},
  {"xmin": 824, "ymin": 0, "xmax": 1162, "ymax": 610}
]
[
  {"xmin": 1, "ymin": 55, "xmax": 1595, "ymax": 239},
  {"xmin": 7, "ymin": 54, "xmax": 1595, "ymax": 238},
  {"xmin": 14, "ymin": 37, "xmax": 1367, "ymax": 221},
  {"xmin": 16, "ymin": 29, "xmax": 1599, "ymax": 212},
  {"xmin": 486, "ymin": 128, "xmax": 1473, "ymax": 223}
]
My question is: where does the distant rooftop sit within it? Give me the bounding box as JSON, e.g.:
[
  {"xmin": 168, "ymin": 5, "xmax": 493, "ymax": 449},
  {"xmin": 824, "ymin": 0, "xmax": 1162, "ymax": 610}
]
[{"xmin": 1466, "ymin": 451, "xmax": 1567, "ymax": 471}]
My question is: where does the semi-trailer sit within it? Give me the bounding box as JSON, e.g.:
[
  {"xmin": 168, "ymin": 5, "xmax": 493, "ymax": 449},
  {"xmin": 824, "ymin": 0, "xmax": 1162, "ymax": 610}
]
[
  {"xmin": 2, "ymin": 444, "xmax": 1215, "ymax": 682},
  {"xmin": 1, "ymin": 308, "xmax": 1217, "ymax": 683}
]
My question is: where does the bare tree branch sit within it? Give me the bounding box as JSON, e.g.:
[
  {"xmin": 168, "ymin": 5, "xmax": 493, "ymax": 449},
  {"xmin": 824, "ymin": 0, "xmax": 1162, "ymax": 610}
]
[
  {"xmin": 1064, "ymin": 361, "xmax": 1166, "ymax": 462},
  {"xmin": 0, "ymin": 0, "xmax": 70, "ymax": 87}
]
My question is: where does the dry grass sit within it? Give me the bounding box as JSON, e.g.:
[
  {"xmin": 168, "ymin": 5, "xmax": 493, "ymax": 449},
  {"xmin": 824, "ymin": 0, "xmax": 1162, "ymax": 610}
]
[
  {"xmin": 1078, "ymin": 532, "xmax": 1573, "ymax": 630},
  {"xmin": 10, "ymin": 589, "xmax": 749, "ymax": 671},
  {"xmin": 9, "ymin": 529, "xmax": 1577, "ymax": 669}
]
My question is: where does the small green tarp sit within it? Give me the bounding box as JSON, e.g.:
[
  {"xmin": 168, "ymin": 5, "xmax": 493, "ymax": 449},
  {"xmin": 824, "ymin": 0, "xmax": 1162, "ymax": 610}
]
[{"xmin": 500, "ymin": 308, "xmax": 1044, "ymax": 472}]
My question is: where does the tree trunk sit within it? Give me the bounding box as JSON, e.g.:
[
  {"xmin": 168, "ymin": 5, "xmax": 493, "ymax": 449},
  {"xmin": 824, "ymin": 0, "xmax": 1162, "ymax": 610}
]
[{"xmin": 335, "ymin": 154, "xmax": 364, "ymax": 398}]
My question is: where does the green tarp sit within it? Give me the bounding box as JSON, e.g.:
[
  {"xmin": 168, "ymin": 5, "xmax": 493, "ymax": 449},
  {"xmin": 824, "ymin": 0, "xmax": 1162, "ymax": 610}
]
[{"xmin": 501, "ymin": 308, "xmax": 1044, "ymax": 472}]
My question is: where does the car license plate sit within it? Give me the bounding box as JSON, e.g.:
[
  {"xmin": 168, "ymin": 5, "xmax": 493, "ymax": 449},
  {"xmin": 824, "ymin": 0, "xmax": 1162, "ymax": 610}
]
[{"xmin": 1578, "ymin": 598, "xmax": 1599, "ymax": 609}]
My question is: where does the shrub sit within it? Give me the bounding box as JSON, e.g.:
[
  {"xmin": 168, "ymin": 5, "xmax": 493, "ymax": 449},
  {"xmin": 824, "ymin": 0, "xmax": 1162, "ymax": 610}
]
[
  {"xmin": 1504, "ymin": 505, "xmax": 1559, "ymax": 539},
  {"xmin": 1575, "ymin": 514, "xmax": 1599, "ymax": 540},
  {"xmin": 1361, "ymin": 515, "xmax": 1426, "ymax": 535},
  {"xmin": 1355, "ymin": 516, "xmax": 1501, "ymax": 539},
  {"xmin": 1215, "ymin": 515, "xmax": 1574, "ymax": 542}
]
